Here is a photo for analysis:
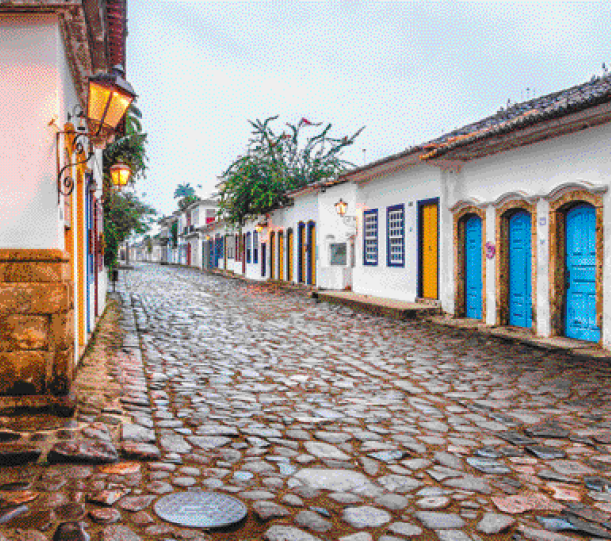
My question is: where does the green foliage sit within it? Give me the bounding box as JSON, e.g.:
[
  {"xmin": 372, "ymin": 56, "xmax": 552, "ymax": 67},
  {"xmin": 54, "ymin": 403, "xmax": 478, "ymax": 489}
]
[
  {"xmin": 102, "ymin": 103, "xmax": 155, "ymax": 268},
  {"xmin": 217, "ymin": 116, "xmax": 363, "ymax": 225},
  {"xmin": 174, "ymin": 183, "xmax": 196, "ymax": 199},
  {"xmin": 174, "ymin": 183, "xmax": 198, "ymax": 211},
  {"xmin": 103, "ymin": 191, "xmax": 157, "ymax": 267},
  {"xmin": 178, "ymin": 194, "xmax": 199, "ymax": 210}
]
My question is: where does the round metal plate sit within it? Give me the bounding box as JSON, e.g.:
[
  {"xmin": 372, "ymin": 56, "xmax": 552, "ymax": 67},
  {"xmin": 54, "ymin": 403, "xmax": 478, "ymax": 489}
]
[{"xmin": 154, "ymin": 491, "xmax": 247, "ymax": 528}]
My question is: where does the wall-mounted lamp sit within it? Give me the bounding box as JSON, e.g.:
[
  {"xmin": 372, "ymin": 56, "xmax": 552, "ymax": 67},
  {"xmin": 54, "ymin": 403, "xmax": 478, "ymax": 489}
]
[
  {"xmin": 87, "ymin": 65, "xmax": 136, "ymax": 139},
  {"xmin": 57, "ymin": 65, "xmax": 136, "ymax": 201},
  {"xmin": 110, "ymin": 162, "xmax": 132, "ymax": 191},
  {"xmin": 255, "ymin": 221, "xmax": 268, "ymax": 233},
  {"xmin": 334, "ymin": 199, "xmax": 356, "ymax": 229},
  {"xmin": 335, "ymin": 199, "xmax": 348, "ymax": 217}
]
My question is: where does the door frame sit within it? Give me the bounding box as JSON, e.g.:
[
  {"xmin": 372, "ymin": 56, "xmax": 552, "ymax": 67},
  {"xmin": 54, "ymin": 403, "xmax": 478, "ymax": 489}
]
[
  {"xmin": 549, "ymin": 189, "xmax": 603, "ymax": 341},
  {"xmin": 417, "ymin": 197, "xmax": 440, "ymax": 299},
  {"xmin": 495, "ymin": 199, "xmax": 537, "ymax": 331},
  {"xmin": 453, "ymin": 205, "xmax": 486, "ymax": 319}
]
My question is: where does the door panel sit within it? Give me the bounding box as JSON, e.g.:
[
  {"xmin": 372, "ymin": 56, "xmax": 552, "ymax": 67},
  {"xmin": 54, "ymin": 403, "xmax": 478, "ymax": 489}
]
[
  {"xmin": 465, "ymin": 215, "xmax": 482, "ymax": 319},
  {"xmin": 421, "ymin": 202, "xmax": 438, "ymax": 299},
  {"xmin": 508, "ymin": 211, "xmax": 532, "ymax": 328},
  {"xmin": 279, "ymin": 234, "xmax": 284, "ymax": 280},
  {"xmin": 299, "ymin": 225, "xmax": 306, "ymax": 283},
  {"xmin": 565, "ymin": 204, "xmax": 599, "ymax": 342},
  {"xmin": 287, "ymin": 230, "xmax": 293, "ymax": 281},
  {"xmin": 308, "ymin": 223, "xmax": 316, "ymax": 286}
]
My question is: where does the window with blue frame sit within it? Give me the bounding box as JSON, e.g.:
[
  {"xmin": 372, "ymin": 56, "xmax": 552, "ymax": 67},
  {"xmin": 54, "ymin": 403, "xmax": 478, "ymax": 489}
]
[
  {"xmin": 253, "ymin": 231, "xmax": 259, "ymax": 264},
  {"xmin": 387, "ymin": 204, "xmax": 405, "ymax": 267},
  {"xmin": 363, "ymin": 209, "xmax": 378, "ymax": 266},
  {"xmin": 246, "ymin": 232, "xmax": 252, "ymax": 263}
]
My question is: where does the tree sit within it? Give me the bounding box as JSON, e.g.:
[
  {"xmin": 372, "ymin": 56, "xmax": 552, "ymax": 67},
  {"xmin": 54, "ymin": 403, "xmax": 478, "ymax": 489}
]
[
  {"xmin": 174, "ymin": 183, "xmax": 196, "ymax": 199},
  {"xmin": 103, "ymin": 192, "xmax": 157, "ymax": 267},
  {"xmin": 174, "ymin": 183, "xmax": 198, "ymax": 210},
  {"xmin": 217, "ymin": 116, "xmax": 363, "ymax": 225},
  {"xmin": 102, "ymin": 103, "xmax": 154, "ymax": 267}
]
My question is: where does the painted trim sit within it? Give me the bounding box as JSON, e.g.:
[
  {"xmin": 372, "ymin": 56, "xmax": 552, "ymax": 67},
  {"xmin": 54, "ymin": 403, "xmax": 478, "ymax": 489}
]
[
  {"xmin": 544, "ymin": 181, "xmax": 608, "ymax": 201},
  {"xmin": 363, "ymin": 209, "xmax": 378, "ymax": 266},
  {"xmin": 253, "ymin": 231, "xmax": 259, "ymax": 264},
  {"xmin": 307, "ymin": 221, "xmax": 316, "ymax": 285},
  {"xmin": 386, "ymin": 203, "xmax": 405, "ymax": 268},
  {"xmin": 417, "ymin": 197, "xmax": 440, "ymax": 299}
]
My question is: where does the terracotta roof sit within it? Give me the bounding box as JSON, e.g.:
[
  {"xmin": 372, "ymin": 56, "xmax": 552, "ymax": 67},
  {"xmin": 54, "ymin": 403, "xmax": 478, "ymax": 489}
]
[
  {"xmin": 422, "ymin": 73, "xmax": 611, "ymax": 160},
  {"xmin": 106, "ymin": 0, "xmax": 127, "ymax": 70}
]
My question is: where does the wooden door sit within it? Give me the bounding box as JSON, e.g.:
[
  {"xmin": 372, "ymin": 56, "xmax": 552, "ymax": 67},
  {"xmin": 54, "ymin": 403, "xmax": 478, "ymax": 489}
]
[{"xmin": 420, "ymin": 200, "xmax": 439, "ymax": 299}]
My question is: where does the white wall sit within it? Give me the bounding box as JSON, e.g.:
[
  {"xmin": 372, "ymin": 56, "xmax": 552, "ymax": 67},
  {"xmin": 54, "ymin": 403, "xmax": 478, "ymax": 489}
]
[
  {"xmin": 0, "ymin": 14, "xmax": 81, "ymax": 249},
  {"xmin": 352, "ymin": 164, "xmax": 443, "ymax": 302},
  {"xmin": 316, "ymin": 184, "xmax": 357, "ymax": 290}
]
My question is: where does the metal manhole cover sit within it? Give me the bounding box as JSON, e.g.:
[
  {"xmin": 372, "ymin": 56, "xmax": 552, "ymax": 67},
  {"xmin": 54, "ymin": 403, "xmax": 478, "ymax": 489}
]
[{"xmin": 154, "ymin": 491, "xmax": 247, "ymax": 528}]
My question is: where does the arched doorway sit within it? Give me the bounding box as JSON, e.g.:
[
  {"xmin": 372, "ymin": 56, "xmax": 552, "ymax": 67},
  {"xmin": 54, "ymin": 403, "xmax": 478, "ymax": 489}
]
[
  {"xmin": 464, "ymin": 215, "xmax": 483, "ymax": 319},
  {"xmin": 508, "ymin": 210, "xmax": 532, "ymax": 328},
  {"xmin": 565, "ymin": 203, "xmax": 599, "ymax": 341}
]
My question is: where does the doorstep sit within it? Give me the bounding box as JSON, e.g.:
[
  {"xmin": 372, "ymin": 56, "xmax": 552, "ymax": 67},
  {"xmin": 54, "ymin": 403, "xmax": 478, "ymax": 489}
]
[
  {"xmin": 316, "ymin": 291, "xmax": 440, "ymax": 320},
  {"xmin": 430, "ymin": 314, "xmax": 611, "ymax": 359}
]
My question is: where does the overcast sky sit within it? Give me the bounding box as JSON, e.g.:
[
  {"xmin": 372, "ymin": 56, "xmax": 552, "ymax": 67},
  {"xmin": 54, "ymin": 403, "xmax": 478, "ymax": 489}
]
[{"xmin": 127, "ymin": 1, "xmax": 611, "ymax": 217}]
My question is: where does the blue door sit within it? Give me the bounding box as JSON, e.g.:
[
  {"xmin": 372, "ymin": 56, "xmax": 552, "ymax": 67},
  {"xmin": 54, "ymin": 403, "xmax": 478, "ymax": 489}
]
[
  {"xmin": 208, "ymin": 239, "xmax": 214, "ymax": 268},
  {"xmin": 465, "ymin": 215, "xmax": 482, "ymax": 319},
  {"xmin": 508, "ymin": 211, "xmax": 532, "ymax": 328},
  {"xmin": 565, "ymin": 204, "xmax": 599, "ymax": 342}
]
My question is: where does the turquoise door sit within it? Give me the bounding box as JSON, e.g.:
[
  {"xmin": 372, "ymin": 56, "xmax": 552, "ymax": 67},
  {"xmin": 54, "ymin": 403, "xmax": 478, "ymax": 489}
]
[
  {"xmin": 508, "ymin": 211, "xmax": 532, "ymax": 328},
  {"xmin": 465, "ymin": 215, "xmax": 482, "ymax": 319},
  {"xmin": 565, "ymin": 204, "xmax": 599, "ymax": 342}
]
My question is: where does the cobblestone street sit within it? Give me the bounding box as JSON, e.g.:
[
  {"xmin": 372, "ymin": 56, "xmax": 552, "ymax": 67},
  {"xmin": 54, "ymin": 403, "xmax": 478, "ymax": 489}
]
[
  {"xmin": 4, "ymin": 262, "xmax": 611, "ymax": 541},
  {"xmin": 121, "ymin": 263, "xmax": 611, "ymax": 540}
]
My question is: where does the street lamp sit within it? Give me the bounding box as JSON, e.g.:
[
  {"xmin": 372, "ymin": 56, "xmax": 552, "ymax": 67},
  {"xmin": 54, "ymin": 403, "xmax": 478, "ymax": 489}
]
[
  {"xmin": 110, "ymin": 162, "xmax": 132, "ymax": 191},
  {"xmin": 57, "ymin": 65, "xmax": 136, "ymax": 199}
]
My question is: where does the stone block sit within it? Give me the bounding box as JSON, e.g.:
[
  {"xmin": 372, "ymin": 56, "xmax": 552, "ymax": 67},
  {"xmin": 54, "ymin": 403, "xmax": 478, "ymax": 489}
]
[
  {"xmin": 49, "ymin": 311, "xmax": 74, "ymax": 350},
  {"xmin": 0, "ymin": 315, "xmax": 48, "ymax": 350},
  {"xmin": 0, "ymin": 261, "xmax": 69, "ymax": 283},
  {"xmin": 0, "ymin": 283, "xmax": 70, "ymax": 315},
  {"xmin": 0, "ymin": 249, "xmax": 69, "ymax": 263},
  {"xmin": 48, "ymin": 348, "xmax": 74, "ymax": 396},
  {"xmin": 0, "ymin": 351, "xmax": 47, "ymax": 395}
]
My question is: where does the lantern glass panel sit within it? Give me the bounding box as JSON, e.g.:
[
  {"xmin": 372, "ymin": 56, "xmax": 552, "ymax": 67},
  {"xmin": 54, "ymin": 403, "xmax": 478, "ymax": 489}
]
[
  {"xmin": 104, "ymin": 91, "xmax": 134, "ymax": 130},
  {"xmin": 88, "ymin": 82, "xmax": 112, "ymax": 125}
]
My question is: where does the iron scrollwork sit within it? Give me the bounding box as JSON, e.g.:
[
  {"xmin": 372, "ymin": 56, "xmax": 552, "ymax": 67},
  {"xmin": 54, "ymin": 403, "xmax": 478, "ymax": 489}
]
[{"xmin": 57, "ymin": 131, "xmax": 94, "ymax": 201}]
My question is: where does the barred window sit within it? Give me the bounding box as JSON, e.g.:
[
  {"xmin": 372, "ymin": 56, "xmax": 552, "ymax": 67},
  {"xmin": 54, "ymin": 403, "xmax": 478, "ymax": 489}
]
[
  {"xmin": 246, "ymin": 232, "xmax": 252, "ymax": 263},
  {"xmin": 363, "ymin": 209, "xmax": 378, "ymax": 265},
  {"xmin": 253, "ymin": 231, "xmax": 259, "ymax": 264},
  {"xmin": 387, "ymin": 204, "xmax": 405, "ymax": 267}
]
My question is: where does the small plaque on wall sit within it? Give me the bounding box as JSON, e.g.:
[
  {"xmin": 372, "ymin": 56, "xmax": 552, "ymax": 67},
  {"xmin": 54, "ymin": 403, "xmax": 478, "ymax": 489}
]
[{"xmin": 485, "ymin": 241, "xmax": 496, "ymax": 259}]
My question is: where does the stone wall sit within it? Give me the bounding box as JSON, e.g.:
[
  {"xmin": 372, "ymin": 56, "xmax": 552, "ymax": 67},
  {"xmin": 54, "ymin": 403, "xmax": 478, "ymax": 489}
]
[{"xmin": 0, "ymin": 249, "xmax": 75, "ymax": 414}]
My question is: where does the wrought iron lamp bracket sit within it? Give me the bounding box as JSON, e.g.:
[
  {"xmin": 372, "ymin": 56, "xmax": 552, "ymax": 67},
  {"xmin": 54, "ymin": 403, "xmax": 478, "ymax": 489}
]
[{"xmin": 57, "ymin": 131, "xmax": 94, "ymax": 202}]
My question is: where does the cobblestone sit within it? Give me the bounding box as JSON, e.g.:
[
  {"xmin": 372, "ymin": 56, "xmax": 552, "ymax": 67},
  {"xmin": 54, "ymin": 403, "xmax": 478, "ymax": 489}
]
[{"xmin": 3, "ymin": 263, "xmax": 611, "ymax": 540}]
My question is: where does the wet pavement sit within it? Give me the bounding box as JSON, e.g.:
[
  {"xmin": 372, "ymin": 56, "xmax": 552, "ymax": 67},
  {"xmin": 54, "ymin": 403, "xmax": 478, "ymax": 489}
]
[{"xmin": 3, "ymin": 262, "xmax": 611, "ymax": 541}]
